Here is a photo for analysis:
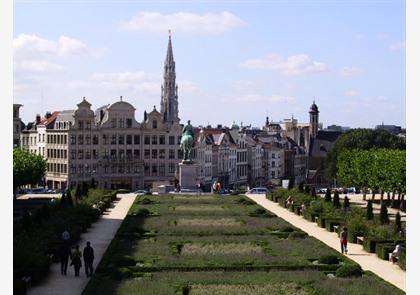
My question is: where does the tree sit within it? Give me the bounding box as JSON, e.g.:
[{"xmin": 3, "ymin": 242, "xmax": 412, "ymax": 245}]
[
  {"xmin": 324, "ymin": 188, "xmax": 332, "ymax": 202},
  {"xmin": 90, "ymin": 177, "xmax": 96, "ymax": 189},
  {"xmin": 13, "ymin": 148, "xmax": 47, "ymax": 191},
  {"xmin": 332, "ymin": 191, "xmax": 341, "ymax": 209},
  {"xmin": 379, "ymin": 202, "xmax": 389, "ymax": 225},
  {"xmin": 324, "ymin": 128, "xmax": 405, "ymax": 184},
  {"xmin": 394, "ymin": 212, "xmax": 402, "ymax": 234}
]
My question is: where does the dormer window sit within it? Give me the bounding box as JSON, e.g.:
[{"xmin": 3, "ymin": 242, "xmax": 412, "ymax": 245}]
[{"xmin": 152, "ymin": 120, "xmax": 157, "ymax": 129}]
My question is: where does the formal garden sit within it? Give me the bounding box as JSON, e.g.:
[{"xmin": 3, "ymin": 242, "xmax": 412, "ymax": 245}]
[{"xmin": 78, "ymin": 190, "xmax": 404, "ymax": 295}]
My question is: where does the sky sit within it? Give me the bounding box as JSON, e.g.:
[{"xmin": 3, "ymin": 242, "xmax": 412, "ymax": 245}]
[{"xmin": 12, "ymin": 0, "xmax": 407, "ymax": 129}]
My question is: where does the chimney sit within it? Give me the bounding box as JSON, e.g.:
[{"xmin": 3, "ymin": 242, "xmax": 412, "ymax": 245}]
[
  {"xmin": 36, "ymin": 114, "xmax": 41, "ymax": 124},
  {"xmin": 45, "ymin": 111, "xmax": 52, "ymax": 119}
]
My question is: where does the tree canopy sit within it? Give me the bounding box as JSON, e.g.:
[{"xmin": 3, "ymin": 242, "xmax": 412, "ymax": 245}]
[
  {"xmin": 13, "ymin": 148, "xmax": 47, "ymax": 190},
  {"xmin": 324, "ymin": 128, "xmax": 405, "ymax": 182}
]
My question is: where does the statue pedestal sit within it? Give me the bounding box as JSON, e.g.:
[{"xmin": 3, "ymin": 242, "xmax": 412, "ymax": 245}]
[{"xmin": 179, "ymin": 163, "xmax": 197, "ymax": 190}]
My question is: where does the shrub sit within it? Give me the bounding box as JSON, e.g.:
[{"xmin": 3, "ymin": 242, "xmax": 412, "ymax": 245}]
[
  {"xmin": 335, "ymin": 264, "xmax": 363, "ymax": 278},
  {"xmin": 318, "ymin": 255, "xmax": 340, "ymax": 265},
  {"xmin": 115, "ymin": 255, "xmax": 136, "ymax": 267},
  {"xmin": 253, "ymin": 208, "xmax": 267, "ymax": 215},
  {"xmin": 136, "ymin": 208, "xmax": 150, "ymax": 216},
  {"xmin": 112, "ymin": 267, "xmax": 133, "ymax": 280},
  {"xmin": 279, "ymin": 225, "xmax": 295, "ymax": 232},
  {"xmin": 140, "ymin": 198, "xmax": 152, "ymax": 205},
  {"xmin": 288, "ymin": 231, "xmax": 308, "ymax": 239}
]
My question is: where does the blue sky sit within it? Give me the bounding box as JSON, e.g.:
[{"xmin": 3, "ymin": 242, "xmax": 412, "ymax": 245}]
[{"xmin": 12, "ymin": 0, "xmax": 406, "ymax": 129}]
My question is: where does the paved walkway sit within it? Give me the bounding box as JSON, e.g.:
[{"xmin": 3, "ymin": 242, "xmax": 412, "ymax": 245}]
[
  {"xmin": 26, "ymin": 193, "xmax": 137, "ymax": 295},
  {"xmin": 246, "ymin": 193, "xmax": 406, "ymax": 293},
  {"xmin": 24, "ymin": 193, "xmax": 407, "ymax": 294}
]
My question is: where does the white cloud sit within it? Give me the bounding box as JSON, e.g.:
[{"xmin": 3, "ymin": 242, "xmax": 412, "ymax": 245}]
[
  {"xmin": 116, "ymin": 11, "xmax": 245, "ymax": 34},
  {"xmin": 389, "ymin": 42, "xmax": 405, "ymax": 50},
  {"xmin": 338, "ymin": 67, "xmax": 364, "ymax": 76},
  {"xmin": 232, "ymin": 80, "xmax": 270, "ymax": 89},
  {"xmin": 14, "ymin": 60, "xmax": 64, "ymax": 73},
  {"xmin": 239, "ymin": 54, "xmax": 327, "ymax": 76}
]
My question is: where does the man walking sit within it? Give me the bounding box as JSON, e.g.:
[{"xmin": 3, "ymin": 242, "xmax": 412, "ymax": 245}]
[
  {"xmin": 83, "ymin": 241, "xmax": 95, "ymax": 277},
  {"xmin": 58, "ymin": 241, "xmax": 72, "ymax": 275}
]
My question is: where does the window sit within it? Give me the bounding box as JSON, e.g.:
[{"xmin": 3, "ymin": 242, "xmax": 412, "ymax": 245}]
[
  {"xmin": 152, "ymin": 120, "xmax": 157, "ymax": 128},
  {"xmin": 71, "ymin": 150, "xmax": 76, "ymax": 159},
  {"xmin": 177, "ymin": 149, "xmax": 183, "ymax": 159},
  {"xmin": 118, "ymin": 118, "xmax": 124, "ymax": 128},
  {"xmin": 85, "ymin": 135, "xmax": 91, "ymax": 145},
  {"xmin": 152, "ymin": 149, "xmax": 157, "ymax": 159},
  {"xmin": 110, "ymin": 149, "xmax": 117, "ymax": 158},
  {"xmin": 159, "ymin": 135, "xmax": 165, "ymax": 145},
  {"xmin": 102, "ymin": 149, "xmax": 109, "ymax": 158},
  {"xmin": 78, "ymin": 149, "xmax": 84, "ymax": 159},
  {"xmin": 86, "ymin": 121, "xmax": 91, "ymax": 130},
  {"xmin": 78, "ymin": 164, "xmax": 84, "ymax": 174},
  {"xmin": 134, "ymin": 135, "xmax": 140, "ymax": 144},
  {"xmin": 70, "ymin": 135, "xmax": 76, "ymax": 144},
  {"xmin": 151, "ymin": 135, "xmax": 158, "ymax": 144},
  {"xmin": 169, "ymin": 163, "xmax": 175, "ymax": 173},
  {"xmin": 169, "ymin": 149, "xmax": 175, "ymax": 159},
  {"xmin": 144, "ymin": 149, "xmax": 150, "ymax": 159},
  {"xmin": 111, "ymin": 118, "xmax": 117, "ymax": 128},
  {"xmin": 126, "ymin": 134, "xmax": 132, "ymax": 144},
  {"xmin": 78, "ymin": 135, "xmax": 84, "ymax": 145},
  {"xmin": 118, "ymin": 135, "xmax": 124, "ymax": 144},
  {"xmin": 86, "ymin": 150, "xmax": 91, "ymax": 159},
  {"xmin": 126, "ymin": 119, "xmax": 132, "ymax": 128},
  {"xmin": 70, "ymin": 164, "xmax": 76, "ymax": 174},
  {"xmin": 102, "ymin": 134, "xmax": 108, "ymax": 145},
  {"xmin": 92, "ymin": 149, "xmax": 99, "ymax": 159},
  {"xmin": 152, "ymin": 163, "xmax": 157, "ymax": 175},
  {"xmin": 78, "ymin": 121, "xmax": 84, "ymax": 130},
  {"xmin": 111, "ymin": 135, "xmax": 117, "ymax": 144},
  {"xmin": 144, "ymin": 163, "xmax": 150, "ymax": 175},
  {"xmin": 93, "ymin": 134, "xmax": 99, "ymax": 144},
  {"xmin": 159, "ymin": 149, "xmax": 165, "ymax": 158},
  {"xmin": 144, "ymin": 135, "xmax": 150, "ymax": 145},
  {"xmin": 169, "ymin": 136, "xmax": 175, "ymax": 145},
  {"xmin": 159, "ymin": 164, "xmax": 165, "ymax": 176}
]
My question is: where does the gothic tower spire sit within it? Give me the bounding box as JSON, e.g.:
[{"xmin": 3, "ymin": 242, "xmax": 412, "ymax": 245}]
[{"xmin": 160, "ymin": 30, "xmax": 179, "ymax": 124}]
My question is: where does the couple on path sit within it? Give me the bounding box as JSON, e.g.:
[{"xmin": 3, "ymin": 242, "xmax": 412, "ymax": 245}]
[{"xmin": 59, "ymin": 241, "xmax": 95, "ymax": 277}]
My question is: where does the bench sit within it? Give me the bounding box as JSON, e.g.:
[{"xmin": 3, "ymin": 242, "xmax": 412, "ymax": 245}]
[
  {"xmin": 357, "ymin": 236, "xmax": 364, "ymax": 245},
  {"xmin": 389, "ymin": 252, "xmax": 399, "ymax": 264}
]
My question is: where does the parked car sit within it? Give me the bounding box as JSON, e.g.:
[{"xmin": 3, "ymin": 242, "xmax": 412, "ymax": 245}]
[
  {"xmin": 219, "ymin": 189, "xmax": 234, "ymax": 195},
  {"xmin": 133, "ymin": 190, "xmax": 147, "ymax": 195},
  {"xmin": 246, "ymin": 187, "xmax": 268, "ymax": 194}
]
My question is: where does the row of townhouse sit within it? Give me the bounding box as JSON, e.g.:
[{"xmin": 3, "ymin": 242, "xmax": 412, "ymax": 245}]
[
  {"xmin": 17, "ymin": 96, "xmax": 312, "ymax": 192},
  {"xmin": 14, "ymin": 33, "xmax": 335, "ymax": 192}
]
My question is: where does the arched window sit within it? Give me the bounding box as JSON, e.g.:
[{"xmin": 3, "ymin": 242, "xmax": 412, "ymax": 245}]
[{"xmin": 152, "ymin": 120, "xmax": 157, "ymax": 129}]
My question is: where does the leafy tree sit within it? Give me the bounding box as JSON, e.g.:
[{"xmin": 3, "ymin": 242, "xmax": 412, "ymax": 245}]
[
  {"xmin": 288, "ymin": 177, "xmax": 295, "ymax": 190},
  {"xmin": 324, "ymin": 128, "xmax": 405, "ymax": 183},
  {"xmin": 75, "ymin": 183, "xmax": 82, "ymax": 200},
  {"xmin": 66, "ymin": 189, "xmax": 74, "ymax": 207},
  {"xmin": 82, "ymin": 181, "xmax": 89, "ymax": 197},
  {"xmin": 13, "ymin": 147, "xmax": 47, "ymax": 191},
  {"xmin": 394, "ymin": 211, "xmax": 402, "ymax": 234},
  {"xmin": 366, "ymin": 200, "xmax": 374, "ymax": 220}
]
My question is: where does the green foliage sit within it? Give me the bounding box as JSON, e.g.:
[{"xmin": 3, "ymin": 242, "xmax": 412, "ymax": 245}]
[
  {"xmin": 141, "ymin": 198, "xmax": 152, "ymax": 205},
  {"xmin": 13, "ymin": 147, "xmax": 47, "ymax": 189},
  {"xmin": 318, "ymin": 255, "xmax": 339, "ymax": 265},
  {"xmin": 324, "ymin": 128, "xmax": 405, "ymax": 183},
  {"xmin": 324, "ymin": 189, "xmax": 332, "ymax": 202},
  {"xmin": 343, "ymin": 196, "xmax": 350, "ymax": 209},
  {"xmin": 335, "ymin": 265, "xmax": 363, "ymax": 278},
  {"xmin": 379, "ymin": 202, "xmax": 390, "ymax": 225},
  {"xmin": 394, "ymin": 212, "xmax": 402, "ymax": 233},
  {"xmin": 113, "ymin": 267, "xmax": 133, "ymax": 280},
  {"xmin": 332, "ymin": 191, "xmax": 341, "ymax": 209}
]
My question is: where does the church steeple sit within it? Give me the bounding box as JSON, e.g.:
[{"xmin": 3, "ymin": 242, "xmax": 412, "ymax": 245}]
[
  {"xmin": 160, "ymin": 30, "xmax": 179, "ymax": 124},
  {"xmin": 309, "ymin": 99, "xmax": 319, "ymax": 138}
]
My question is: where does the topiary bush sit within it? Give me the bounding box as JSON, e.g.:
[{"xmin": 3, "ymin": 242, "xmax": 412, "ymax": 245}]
[
  {"xmin": 140, "ymin": 198, "xmax": 152, "ymax": 205},
  {"xmin": 288, "ymin": 231, "xmax": 308, "ymax": 239},
  {"xmin": 114, "ymin": 254, "xmax": 136, "ymax": 267},
  {"xmin": 318, "ymin": 254, "xmax": 340, "ymax": 265},
  {"xmin": 335, "ymin": 264, "xmax": 363, "ymax": 278}
]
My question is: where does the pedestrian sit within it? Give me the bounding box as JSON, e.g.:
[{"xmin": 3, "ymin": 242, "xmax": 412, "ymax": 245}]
[
  {"xmin": 83, "ymin": 241, "xmax": 95, "ymax": 277},
  {"xmin": 340, "ymin": 226, "xmax": 348, "ymax": 254},
  {"xmin": 70, "ymin": 245, "xmax": 82, "ymax": 276},
  {"xmin": 58, "ymin": 241, "xmax": 72, "ymax": 275}
]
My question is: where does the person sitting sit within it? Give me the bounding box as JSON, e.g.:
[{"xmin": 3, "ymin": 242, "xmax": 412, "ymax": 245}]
[
  {"xmin": 389, "ymin": 242, "xmax": 402, "ymax": 264},
  {"xmin": 300, "ymin": 203, "xmax": 307, "ymax": 215}
]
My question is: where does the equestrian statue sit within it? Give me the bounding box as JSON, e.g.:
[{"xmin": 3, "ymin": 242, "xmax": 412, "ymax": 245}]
[{"xmin": 180, "ymin": 120, "xmax": 194, "ymax": 164}]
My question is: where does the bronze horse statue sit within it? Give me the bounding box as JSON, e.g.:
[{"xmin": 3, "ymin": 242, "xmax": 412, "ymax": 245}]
[{"xmin": 180, "ymin": 120, "xmax": 194, "ymax": 163}]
